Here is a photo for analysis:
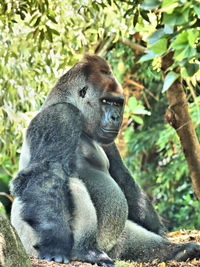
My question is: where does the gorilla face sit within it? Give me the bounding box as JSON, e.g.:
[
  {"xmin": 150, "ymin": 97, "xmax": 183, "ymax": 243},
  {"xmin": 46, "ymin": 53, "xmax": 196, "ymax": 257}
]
[
  {"xmin": 97, "ymin": 94, "xmax": 124, "ymax": 144},
  {"xmin": 78, "ymin": 55, "xmax": 125, "ymax": 144}
]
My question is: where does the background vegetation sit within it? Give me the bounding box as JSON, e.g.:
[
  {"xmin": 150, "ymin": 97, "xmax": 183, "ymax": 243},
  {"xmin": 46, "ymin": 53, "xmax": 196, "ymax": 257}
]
[{"xmin": 1, "ymin": 0, "xmax": 200, "ymax": 230}]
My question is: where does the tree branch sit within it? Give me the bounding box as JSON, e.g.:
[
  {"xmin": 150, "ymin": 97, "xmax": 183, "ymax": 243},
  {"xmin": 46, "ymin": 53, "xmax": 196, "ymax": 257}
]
[
  {"xmin": 118, "ymin": 37, "xmax": 147, "ymax": 54},
  {"xmin": 162, "ymin": 52, "xmax": 200, "ymax": 202}
]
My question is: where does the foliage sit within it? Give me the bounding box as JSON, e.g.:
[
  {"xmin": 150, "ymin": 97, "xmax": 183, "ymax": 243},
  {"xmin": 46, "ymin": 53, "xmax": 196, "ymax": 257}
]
[
  {"xmin": 123, "ymin": 60, "xmax": 200, "ymax": 230},
  {"xmin": 140, "ymin": 0, "xmax": 200, "ymax": 89},
  {"xmin": 0, "ymin": 0, "xmax": 200, "ymax": 230}
]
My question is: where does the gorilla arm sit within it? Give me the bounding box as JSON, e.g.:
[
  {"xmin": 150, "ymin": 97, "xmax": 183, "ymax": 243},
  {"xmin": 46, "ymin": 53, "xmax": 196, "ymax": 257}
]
[
  {"xmin": 11, "ymin": 103, "xmax": 82, "ymax": 263},
  {"xmin": 102, "ymin": 142, "xmax": 165, "ymax": 235}
]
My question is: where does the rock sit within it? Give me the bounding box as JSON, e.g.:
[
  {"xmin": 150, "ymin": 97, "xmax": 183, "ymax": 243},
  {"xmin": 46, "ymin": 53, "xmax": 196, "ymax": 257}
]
[{"xmin": 0, "ymin": 211, "xmax": 31, "ymax": 267}]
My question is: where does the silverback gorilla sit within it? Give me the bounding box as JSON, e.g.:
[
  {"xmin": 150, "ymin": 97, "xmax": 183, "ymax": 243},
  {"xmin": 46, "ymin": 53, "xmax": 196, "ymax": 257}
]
[{"xmin": 10, "ymin": 54, "xmax": 200, "ymax": 265}]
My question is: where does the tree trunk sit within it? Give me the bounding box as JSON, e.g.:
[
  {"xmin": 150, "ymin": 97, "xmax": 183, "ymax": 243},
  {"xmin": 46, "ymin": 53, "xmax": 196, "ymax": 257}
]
[
  {"xmin": 0, "ymin": 211, "xmax": 31, "ymax": 267},
  {"xmin": 162, "ymin": 52, "xmax": 200, "ymax": 202}
]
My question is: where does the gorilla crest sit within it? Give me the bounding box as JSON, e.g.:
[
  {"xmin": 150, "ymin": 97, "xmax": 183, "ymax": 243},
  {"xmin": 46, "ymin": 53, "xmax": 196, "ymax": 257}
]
[{"xmin": 10, "ymin": 54, "xmax": 200, "ymax": 265}]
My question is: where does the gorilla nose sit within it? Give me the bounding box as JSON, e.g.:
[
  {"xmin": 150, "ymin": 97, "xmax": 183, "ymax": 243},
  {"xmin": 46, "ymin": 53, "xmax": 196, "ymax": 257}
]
[
  {"xmin": 111, "ymin": 113, "xmax": 120, "ymax": 121},
  {"xmin": 110, "ymin": 110, "xmax": 120, "ymax": 122}
]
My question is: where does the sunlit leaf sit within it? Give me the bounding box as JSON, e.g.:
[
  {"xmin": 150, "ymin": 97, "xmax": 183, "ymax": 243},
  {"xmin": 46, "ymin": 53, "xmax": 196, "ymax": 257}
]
[
  {"xmin": 162, "ymin": 71, "xmax": 180, "ymax": 92},
  {"xmin": 128, "ymin": 96, "xmax": 137, "ymax": 109},
  {"xmin": 150, "ymin": 38, "xmax": 167, "ymax": 54},
  {"xmin": 134, "ymin": 106, "xmax": 151, "ymax": 115},
  {"xmin": 131, "ymin": 115, "xmax": 144, "ymax": 124},
  {"xmin": 187, "ymin": 29, "xmax": 199, "ymax": 47}
]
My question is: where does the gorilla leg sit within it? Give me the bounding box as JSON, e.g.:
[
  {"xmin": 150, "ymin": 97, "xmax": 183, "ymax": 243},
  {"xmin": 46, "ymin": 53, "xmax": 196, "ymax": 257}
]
[
  {"xmin": 109, "ymin": 220, "xmax": 200, "ymax": 262},
  {"xmin": 69, "ymin": 178, "xmax": 97, "ymax": 251},
  {"xmin": 79, "ymin": 171, "xmax": 128, "ymax": 253},
  {"xmin": 69, "ymin": 178, "xmax": 114, "ymax": 267}
]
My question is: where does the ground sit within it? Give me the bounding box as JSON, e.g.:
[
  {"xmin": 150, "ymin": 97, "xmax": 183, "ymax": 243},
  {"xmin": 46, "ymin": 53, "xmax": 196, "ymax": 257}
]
[{"xmin": 30, "ymin": 230, "xmax": 200, "ymax": 267}]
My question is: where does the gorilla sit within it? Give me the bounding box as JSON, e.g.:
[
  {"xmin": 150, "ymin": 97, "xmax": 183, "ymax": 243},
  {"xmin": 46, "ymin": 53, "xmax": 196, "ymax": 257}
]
[{"xmin": 10, "ymin": 54, "xmax": 200, "ymax": 265}]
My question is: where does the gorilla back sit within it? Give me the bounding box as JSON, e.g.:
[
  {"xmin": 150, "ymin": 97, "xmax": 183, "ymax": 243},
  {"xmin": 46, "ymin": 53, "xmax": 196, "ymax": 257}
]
[{"xmin": 10, "ymin": 54, "xmax": 200, "ymax": 265}]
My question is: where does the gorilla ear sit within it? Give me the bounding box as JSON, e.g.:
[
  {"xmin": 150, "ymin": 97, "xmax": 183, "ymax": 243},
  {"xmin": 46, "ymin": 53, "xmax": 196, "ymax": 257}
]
[{"xmin": 79, "ymin": 86, "xmax": 88, "ymax": 98}]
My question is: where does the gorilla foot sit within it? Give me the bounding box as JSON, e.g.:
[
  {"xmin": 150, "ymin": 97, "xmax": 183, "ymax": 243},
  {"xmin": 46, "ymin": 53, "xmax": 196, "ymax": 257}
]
[
  {"xmin": 169, "ymin": 242, "xmax": 200, "ymax": 261},
  {"xmin": 72, "ymin": 249, "xmax": 115, "ymax": 267}
]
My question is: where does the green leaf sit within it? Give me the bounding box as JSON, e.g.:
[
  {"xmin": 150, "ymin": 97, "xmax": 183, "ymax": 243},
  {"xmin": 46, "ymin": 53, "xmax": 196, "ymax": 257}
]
[
  {"xmin": 164, "ymin": 24, "xmax": 174, "ymax": 34},
  {"xmin": 174, "ymin": 46, "xmax": 197, "ymax": 61},
  {"xmin": 140, "ymin": 10, "xmax": 150, "ymax": 22},
  {"xmin": 134, "ymin": 105, "xmax": 151, "ymax": 115},
  {"xmin": 46, "ymin": 25, "xmax": 53, "ymax": 42},
  {"xmin": 163, "ymin": 8, "xmax": 189, "ymax": 26},
  {"xmin": 170, "ymin": 31, "xmax": 188, "ymax": 50},
  {"xmin": 33, "ymin": 16, "xmax": 41, "ymax": 27},
  {"xmin": 33, "ymin": 27, "xmax": 39, "ymax": 39},
  {"xmin": 184, "ymin": 63, "xmax": 199, "ymax": 77},
  {"xmin": 26, "ymin": 31, "xmax": 34, "ymax": 40},
  {"xmin": 128, "ymin": 96, "xmax": 137, "ymax": 109},
  {"xmin": 148, "ymin": 29, "xmax": 165, "ymax": 46},
  {"xmin": 132, "ymin": 115, "xmax": 144, "ymax": 124},
  {"xmin": 47, "ymin": 14, "xmax": 57, "ymax": 24},
  {"xmin": 194, "ymin": 6, "xmax": 200, "ymax": 17},
  {"xmin": 161, "ymin": 0, "xmax": 177, "ymax": 9},
  {"xmin": 30, "ymin": 13, "xmax": 40, "ymax": 25},
  {"xmin": 140, "ymin": 0, "xmax": 161, "ymax": 10},
  {"xmin": 50, "ymin": 28, "xmax": 59, "ymax": 36},
  {"xmin": 187, "ymin": 29, "xmax": 199, "ymax": 47},
  {"xmin": 133, "ymin": 10, "xmax": 139, "ymax": 27},
  {"xmin": 92, "ymin": 2, "xmax": 100, "ymax": 11},
  {"xmin": 162, "ymin": 71, "xmax": 180, "ymax": 92},
  {"xmin": 39, "ymin": 29, "xmax": 44, "ymax": 41},
  {"xmin": 124, "ymin": 7, "xmax": 134, "ymax": 17},
  {"xmin": 150, "ymin": 38, "xmax": 167, "ymax": 54},
  {"xmin": 139, "ymin": 50, "xmax": 162, "ymax": 62}
]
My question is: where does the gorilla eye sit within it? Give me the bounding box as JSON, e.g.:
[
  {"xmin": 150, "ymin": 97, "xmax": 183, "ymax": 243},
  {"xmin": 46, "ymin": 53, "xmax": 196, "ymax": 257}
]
[
  {"xmin": 102, "ymin": 99, "xmax": 120, "ymax": 106},
  {"xmin": 101, "ymin": 70, "xmax": 111, "ymax": 75},
  {"xmin": 79, "ymin": 86, "xmax": 88, "ymax": 98}
]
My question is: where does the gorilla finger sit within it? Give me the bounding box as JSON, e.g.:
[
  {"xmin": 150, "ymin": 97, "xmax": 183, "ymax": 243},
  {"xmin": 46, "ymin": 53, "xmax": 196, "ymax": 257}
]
[
  {"xmin": 38, "ymin": 253, "xmax": 51, "ymax": 261},
  {"xmin": 63, "ymin": 256, "xmax": 70, "ymax": 264},
  {"xmin": 53, "ymin": 255, "xmax": 63, "ymax": 263}
]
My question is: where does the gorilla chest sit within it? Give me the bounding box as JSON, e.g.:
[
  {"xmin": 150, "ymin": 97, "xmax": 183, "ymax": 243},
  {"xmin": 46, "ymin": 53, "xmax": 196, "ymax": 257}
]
[
  {"xmin": 76, "ymin": 135, "xmax": 110, "ymax": 172},
  {"xmin": 75, "ymin": 135, "xmax": 128, "ymax": 248}
]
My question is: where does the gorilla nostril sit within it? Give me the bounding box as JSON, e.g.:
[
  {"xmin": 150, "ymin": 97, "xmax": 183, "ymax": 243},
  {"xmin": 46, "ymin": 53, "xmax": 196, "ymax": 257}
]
[{"xmin": 111, "ymin": 114, "xmax": 120, "ymax": 121}]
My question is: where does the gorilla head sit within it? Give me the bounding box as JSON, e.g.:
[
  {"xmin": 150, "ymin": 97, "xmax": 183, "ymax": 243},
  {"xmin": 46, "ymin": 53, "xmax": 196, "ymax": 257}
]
[
  {"xmin": 45, "ymin": 54, "xmax": 125, "ymax": 144},
  {"xmin": 81, "ymin": 55, "xmax": 125, "ymax": 144}
]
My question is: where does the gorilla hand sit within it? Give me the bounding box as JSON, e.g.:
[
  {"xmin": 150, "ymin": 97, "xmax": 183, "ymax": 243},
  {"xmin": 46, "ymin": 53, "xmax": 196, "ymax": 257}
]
[{"xmin": 35, "ymin": 239, "xmax": 71, "ymax": 264}]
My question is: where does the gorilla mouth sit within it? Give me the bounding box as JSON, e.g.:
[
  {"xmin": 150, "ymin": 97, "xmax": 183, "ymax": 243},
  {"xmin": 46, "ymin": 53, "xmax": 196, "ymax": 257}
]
[{"xmin": 101, "ymin": 128, "xmax": 119, "ymax": 134}]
